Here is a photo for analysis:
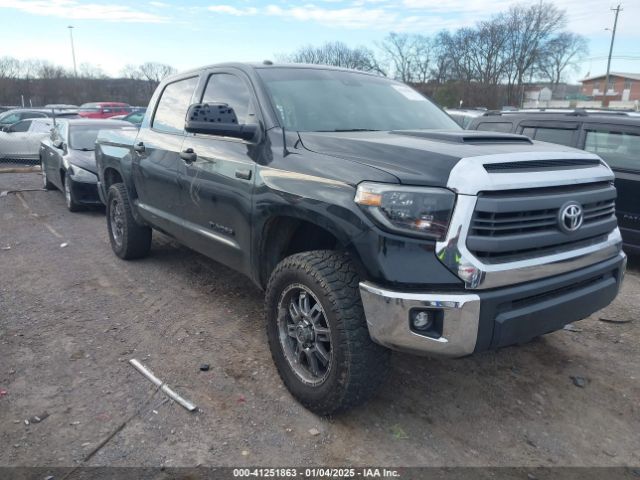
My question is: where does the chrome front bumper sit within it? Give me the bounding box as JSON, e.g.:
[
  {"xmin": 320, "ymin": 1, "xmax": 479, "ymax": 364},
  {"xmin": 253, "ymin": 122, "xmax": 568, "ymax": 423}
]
[
  {"xmin": 359, "ymin": 250, "xmax": 626, "ymax": 357},
  {"xmin": 359, "ymin": 282, "xmax": 480, "ymax": 357}
]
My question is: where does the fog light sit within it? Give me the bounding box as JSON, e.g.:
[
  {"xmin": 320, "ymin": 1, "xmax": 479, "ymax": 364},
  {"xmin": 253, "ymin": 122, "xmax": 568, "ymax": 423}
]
[{"xmin": 412, "ymin": 311, "xmax": 433, "ymax": 331}]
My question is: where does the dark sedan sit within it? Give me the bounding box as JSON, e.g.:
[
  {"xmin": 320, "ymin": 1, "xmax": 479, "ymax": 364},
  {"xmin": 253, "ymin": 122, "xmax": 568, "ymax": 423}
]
[{"xmin": 40, "ymin": 119, "xmax": 135, "ymax": 212}]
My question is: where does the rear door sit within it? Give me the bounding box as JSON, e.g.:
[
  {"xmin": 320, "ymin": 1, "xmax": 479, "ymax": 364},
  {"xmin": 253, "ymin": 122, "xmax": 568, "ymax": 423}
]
[
  {"xmin": 578, "ymin": 123, "xmax": 640, "ymax": 249},
  {"xmin": 178, "ymin": 68, "xmax": 260, "ymax": 273},
  {"xmin": 133, "ymin": 75, "xmax": 199, "ymax": 237}
]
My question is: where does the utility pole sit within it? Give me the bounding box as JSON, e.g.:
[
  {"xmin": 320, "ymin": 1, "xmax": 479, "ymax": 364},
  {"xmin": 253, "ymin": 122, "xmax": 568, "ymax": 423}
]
[
  {"xmin": 604, "ymin": 4, "xmax": 622, "ymax": 106},
  {"xmin": 68, "ymin": 25, "xmax": 78, "ymax": 77}
]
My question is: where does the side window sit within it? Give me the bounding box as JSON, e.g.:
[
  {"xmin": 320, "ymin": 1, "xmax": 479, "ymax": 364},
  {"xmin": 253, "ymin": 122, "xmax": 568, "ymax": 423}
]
[
  {"xmin": 202, "ymin": 73, "xmax": 254, "ymax": 125},
  {"xmin": 30, "ymin": 121, "xmax": 52, "ymax": 133},
  {"xmin": 22, "ymin": 112, "xmax": 46, "ymax": 120},
  {"xmin": 102, "ymin": 108, "xmax": 112, "ymax": 114},
  {"xmin": 11, "ymin": 120, "xmax": 31, "ymax": 132},
  {"xmin": 476, "ymin": 122, "xmax": 513, "ymax": 133},
  {"xmin": 2, "ymin": 113, "xmax": 20, "ymax": 124},
  {"xmin": 521, "ymin": 127, "xmax": 535, "ymax": 138},
  {"xmin": 153, "ymin": 76, "xmax": 199, "ymax": 134},
  {"xmin": 532, "ymin": 128, "xmax": 575, "ymax": 147},
  {"xmin": 584, "ymin": 130, "xmax": 640, "ymax": 171}
]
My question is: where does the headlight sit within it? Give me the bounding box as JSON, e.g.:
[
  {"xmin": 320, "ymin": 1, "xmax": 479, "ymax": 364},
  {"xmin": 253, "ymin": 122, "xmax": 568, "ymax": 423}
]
[
  {"xmin": 69, "ymin": 165, "xmax": 96, "ymax": 182},
  {"xmin": 355, "ymin": 182, "xmax": 455, "ymax": 240}
]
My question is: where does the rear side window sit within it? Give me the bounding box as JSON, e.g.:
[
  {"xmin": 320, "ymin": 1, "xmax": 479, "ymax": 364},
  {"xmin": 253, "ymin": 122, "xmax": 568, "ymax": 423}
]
[
  {"xmin": 11, "ymin": 120, "xmax": 31, "ymax": 132},
  {"xmin": 202, "ymin": 73, "xmax": 254, "ymax": 125},
  {"xmin": 22, "ymin": 112, "xmax": 46, "ymax": 120},
  {"xmin": 584, "ymin": 130, "xmax": 640, "ymax": 171},
  {"xmin": 476, "ymin": 122, "xmax": 513, "ymax": 133},
  {"xmin": 532, "ymin": 128, "xmax": 575, "ymax": 147},
  {"xmin": 30, "ymin": 121, "xmax": 52, "ymax": 133},
  {"xmin": 153, "ymin": 77, "xmax": 198, "ymax": 134}
]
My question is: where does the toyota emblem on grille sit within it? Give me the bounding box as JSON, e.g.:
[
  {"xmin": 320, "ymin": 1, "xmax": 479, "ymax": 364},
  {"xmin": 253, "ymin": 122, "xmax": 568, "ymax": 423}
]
[{"xmin": 558, "ymin": 202, "xmax": 584, "ymax": 233}]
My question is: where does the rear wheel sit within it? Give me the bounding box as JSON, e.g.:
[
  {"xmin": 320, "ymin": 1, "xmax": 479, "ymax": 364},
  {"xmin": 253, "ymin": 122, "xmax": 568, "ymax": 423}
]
[
  {"xmin": 64, "ymin": 174, "xmax": 82, "ymax": 212},
  {"xmin": 266, "ymin": 250, "xmax": 390, "ymax": 415},
  {"xmin": 106, "ymin": 183, "xmax": 151, "ymax": 259}
]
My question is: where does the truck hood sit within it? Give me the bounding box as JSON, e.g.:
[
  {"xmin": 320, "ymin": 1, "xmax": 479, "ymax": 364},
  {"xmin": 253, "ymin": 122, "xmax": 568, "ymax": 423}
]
[{"xmin": 298, "ymin": 130, "xmax": 581, "ymax": 187}]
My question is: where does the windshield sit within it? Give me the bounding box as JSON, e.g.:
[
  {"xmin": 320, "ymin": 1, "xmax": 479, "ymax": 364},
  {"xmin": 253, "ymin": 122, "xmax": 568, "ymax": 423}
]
[
  {"xmin": 69, "ymin": 125, "xmax": 124, "ymax": 150},
  {"xmin": 257, "ymin": 68, "xmax": 459, "ymax": 132}
]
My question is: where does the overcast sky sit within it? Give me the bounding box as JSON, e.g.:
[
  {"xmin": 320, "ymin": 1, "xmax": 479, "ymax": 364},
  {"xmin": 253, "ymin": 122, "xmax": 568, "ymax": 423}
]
[{"xmin": 0, "ymin": 0, "xmax": 638, "ymax": 82}]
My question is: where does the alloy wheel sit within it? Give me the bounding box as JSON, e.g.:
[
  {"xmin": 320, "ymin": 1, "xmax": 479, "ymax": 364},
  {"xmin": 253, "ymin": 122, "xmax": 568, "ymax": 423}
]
[
  {"xmin": 109, "ymin": 197, "xmax": 124, "ymax": 248},
  {"xmin": 277, "ymin": 283, "xmax": 332, "ymax": 386},
  {"xmin": 64, "ymin": 177, "xmax": 72, "ymax": 208}
]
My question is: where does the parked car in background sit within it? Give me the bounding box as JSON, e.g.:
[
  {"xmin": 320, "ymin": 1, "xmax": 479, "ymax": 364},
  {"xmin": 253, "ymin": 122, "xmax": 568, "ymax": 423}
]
[
  {"xmin": 468, "ymin": 110, "xmax": 640, "ymax": 254},
  {"xmin": 445, "ymin": 109, "xmax": 486, "ymax": 129},
  {"xmin": 0, "ymin": 118, "xmax": 54, "ymax": 162},
  {"xmin": 78, "ymin": 102, "xmax": 130, "ymax": 119},
  {"xmin": 0, "ymin": 105, "xmax": 20, "ymax": 113},
  {"xmin": 0, "ymin": 108, "xmax": 79, "ymax": 128},
  {"xmin": 40, "ymin": 119, "xmax": 134, "ymax": 211},
  {"xmin": 44, "ymin": 104, "xmax": 78, "ymax": 109}
]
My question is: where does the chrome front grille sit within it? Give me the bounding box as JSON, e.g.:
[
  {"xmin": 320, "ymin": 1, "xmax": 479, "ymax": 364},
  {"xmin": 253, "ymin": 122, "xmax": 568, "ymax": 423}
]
[{"xmin": 467, "ymin": 182, "xmax": 617, "ymax": 262}]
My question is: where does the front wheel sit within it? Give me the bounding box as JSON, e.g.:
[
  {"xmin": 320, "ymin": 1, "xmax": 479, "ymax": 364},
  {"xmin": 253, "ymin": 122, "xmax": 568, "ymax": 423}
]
[
  {"xmin": 41, "ymin": 160, "xmax": 54, "ymax": 190},
  {"xmin": 265, "ymin": 250, "xmax": 390, "ymax": 415},
  {"xmin": 106, "ymin": 183, "xmax": 151, "ymax": 259},
  {"xmin": 64, "ymin": 174, "xmax": 82, "ymax": 212}
]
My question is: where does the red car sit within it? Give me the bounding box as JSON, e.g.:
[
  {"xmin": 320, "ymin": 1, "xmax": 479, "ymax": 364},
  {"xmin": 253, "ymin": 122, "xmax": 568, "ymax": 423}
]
[{"xmin": 78, "ymin": 102, "xmax": 131, "ymax": 119}]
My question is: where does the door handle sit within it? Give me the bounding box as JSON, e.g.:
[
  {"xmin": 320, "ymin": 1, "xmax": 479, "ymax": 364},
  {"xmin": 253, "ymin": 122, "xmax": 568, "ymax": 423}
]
[
  {"xmin": 133, "ymin": 142, "xmax": 145, "ymax": 153},
  {"xmin": 180, "ymin": 148, "xmax": 197, "ymax": 164},
  {"xmin": 235, "ymin": 168, "xmax": 252, "ymax": 180}
]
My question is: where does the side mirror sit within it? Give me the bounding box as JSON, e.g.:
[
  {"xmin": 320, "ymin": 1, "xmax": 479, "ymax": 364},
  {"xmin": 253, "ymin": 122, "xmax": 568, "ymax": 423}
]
[
  {"xmin": 184, "ymin": 103, "xmax": 258, "ymax": 141},
  {"xmin": 53, "ymin": 139, "xmax": 64, "ymax": 149}
]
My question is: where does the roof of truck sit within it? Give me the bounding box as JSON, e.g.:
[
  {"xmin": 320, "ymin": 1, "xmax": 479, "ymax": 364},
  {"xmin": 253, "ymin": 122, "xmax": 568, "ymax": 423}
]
[{"xmin": 170, "ymin": 62, "xmax": 382, "ymax": 80}]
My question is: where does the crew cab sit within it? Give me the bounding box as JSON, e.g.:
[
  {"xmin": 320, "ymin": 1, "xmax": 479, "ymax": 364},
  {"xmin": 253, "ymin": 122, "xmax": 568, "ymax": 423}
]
[{"xmin": 95, "ymin": 63, "xmax": 626, "ymax": 414}]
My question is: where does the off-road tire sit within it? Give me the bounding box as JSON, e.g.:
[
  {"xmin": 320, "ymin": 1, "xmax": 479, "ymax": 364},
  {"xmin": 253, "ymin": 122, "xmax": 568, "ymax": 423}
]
[
  {"xmin": 106, "ymin": 183, "xmax": 151, "ymax": 260},
  {"xmin": 266, "ymin": 250, "xmax": 390, "ymax": 415}
]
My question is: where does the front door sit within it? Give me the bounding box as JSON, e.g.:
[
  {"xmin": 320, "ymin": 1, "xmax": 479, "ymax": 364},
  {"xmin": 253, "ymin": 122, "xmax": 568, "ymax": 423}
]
[
  {"xmin": 178, "ymin": 70, "xmax": 260, "ymax": 274},
  {"xmin": 133, "ymin": 75, "xmax": 198, "ymax": 237}
]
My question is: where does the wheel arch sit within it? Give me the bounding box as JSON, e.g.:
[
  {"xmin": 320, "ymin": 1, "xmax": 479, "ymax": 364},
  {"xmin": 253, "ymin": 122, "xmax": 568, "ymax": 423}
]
[{"xmin": 256, "ymin": 212, "xmax": 366, "ymax": 289}]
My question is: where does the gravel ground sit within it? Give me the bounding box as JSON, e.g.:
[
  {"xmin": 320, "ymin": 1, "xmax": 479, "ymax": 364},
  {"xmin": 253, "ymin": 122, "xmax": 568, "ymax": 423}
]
[{"xmin": 1, "ymin": 172, "xmax": 639, "ymax": 468}]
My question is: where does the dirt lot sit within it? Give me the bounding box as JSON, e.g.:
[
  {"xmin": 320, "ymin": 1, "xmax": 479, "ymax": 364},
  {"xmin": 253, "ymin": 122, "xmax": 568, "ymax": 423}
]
[{"xmin": 1, "ymin": 171, "xmax": 639, "ymax": 468}]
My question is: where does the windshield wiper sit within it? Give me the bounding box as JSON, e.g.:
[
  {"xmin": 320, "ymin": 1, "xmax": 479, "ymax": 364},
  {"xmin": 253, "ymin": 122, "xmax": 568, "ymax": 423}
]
[
  {"xmin": 77, "ymin": 148, "xmax": 94, "ymax": 151},
  {"xmin": 317, "ymin": 128, "xmax": 380, "ymax": 132}
]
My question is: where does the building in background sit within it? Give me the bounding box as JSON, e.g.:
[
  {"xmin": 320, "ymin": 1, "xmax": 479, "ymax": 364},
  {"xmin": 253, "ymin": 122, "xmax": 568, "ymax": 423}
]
[{"xmin": 580, "ymin": 73, "xmax": 640, "ymax": 109}]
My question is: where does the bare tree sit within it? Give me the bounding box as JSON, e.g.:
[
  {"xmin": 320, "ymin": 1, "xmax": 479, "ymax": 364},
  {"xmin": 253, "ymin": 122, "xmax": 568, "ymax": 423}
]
[
  {"xmin": 503, "ymin": 2, "xmax": 566, "ymax": 104},
  {"xmin": 430, "ymin": 31, "xmax": 454, "ymax": 84},
  {"xmin": 0, "ymin": 56, "xmax": 20, "ymax": 79},
  {"xmin": 138, "ymin": 62, "xmax": 177, "ymax": 84},
  {"xmin": 79, "ymin": 62, "xmax": 107, "ymax": 79},
  {"xmin": 121, "ymin": 64, "xmax": 143, "ymax": 80},
  {"xmin": 537, "ymin": 32, "xmax": 588, "ymax": 90},
  {"xmin": 379, "ymin": 32, "xmax": 416, "ymax": 82},
  {"xmin": 410, "ymin": 35, "xmax": 433, "ymax": 83},
  {"xmin": 280, "ymin": 42, "xmax": 385, "ymax": 75}
]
